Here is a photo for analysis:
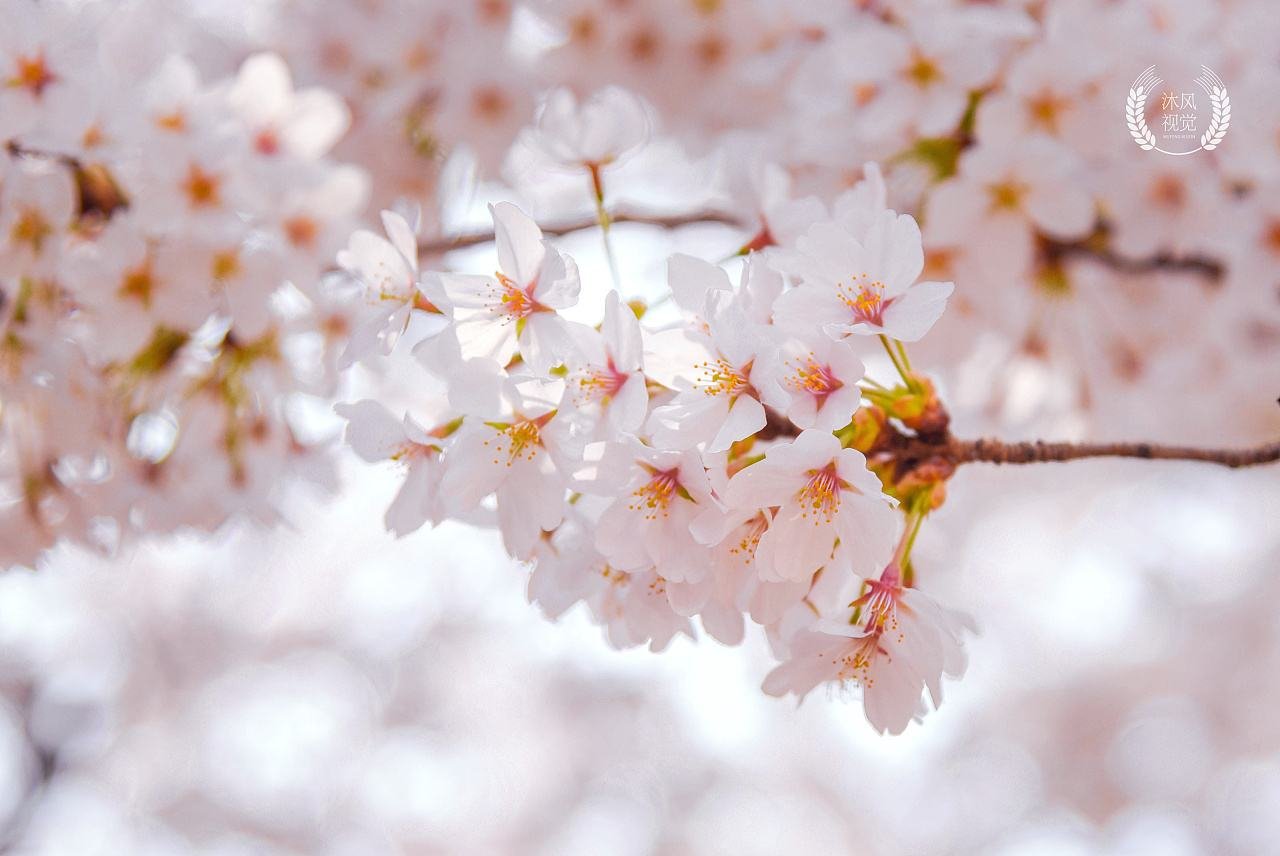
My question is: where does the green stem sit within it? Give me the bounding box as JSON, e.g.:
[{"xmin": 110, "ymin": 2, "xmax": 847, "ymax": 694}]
[
  {"xmin": 878, "ymin": 334, "xmax": 913, "ymax": 387},
  {"xmin": 589, "ymin": 165, "xmax": 622, "ymax": 291},
  {"xmin": 900, "ymin": 510, "xmax": 926, "ymax": 565},
  {"xmin": 896, "ymin": 339, "xmax": 913, "ymax": 372}
]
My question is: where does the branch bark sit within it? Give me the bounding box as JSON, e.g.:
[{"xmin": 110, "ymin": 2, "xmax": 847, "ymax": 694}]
[
  {"xmin": 1043, "ymin": 234, "xmax": 1224, "ymax": 281},
  {"xmin": 759, "ymin": 404, "xmax": 1280, "ymax": 470},
  {"xmin": 946, "ymin": 437, "xmax": 1280, "ymax": 469},
  {"xmin": 419, "ymin": 209, "xmax": 744, "ymax": 255}
]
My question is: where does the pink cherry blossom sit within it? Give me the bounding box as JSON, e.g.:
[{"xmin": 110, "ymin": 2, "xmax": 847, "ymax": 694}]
[
  {"xmin": 524, "ymin": 86, "xmax": 650, "ymax": 173},
  {"xmin": 437, "ymin": 202, "xmax": 580, "ymax": 375},
  {"xmin": 583, "ymin": 439, "xmax": 715, "ymax": 584},
  {"xmin": 759, "ymin": 337, "xmax": 866, "ymax": 432},
  {"xmin": 722, "ymin": 429, "xmax": 896, "ymax": 583},
  {"xmin": 764, "ymin": 564, "xmax": 974, "ymax": 735},
  {"xmin": 647, "ymin": 279, "xmax": 778, "ymax": 453},
  {"xmin": 773, "ymin": 208, "xmax": 955, "ymax": 343},
  {"xmin": 336, "ymin": 399, "xmax": 454, "ymax": 536},
  {"xmin": 563, "ymin": 291, "xmax": 648, "ymax": 438}
]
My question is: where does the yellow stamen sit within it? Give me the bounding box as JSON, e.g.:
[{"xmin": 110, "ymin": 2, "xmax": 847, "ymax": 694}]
[
  {"xmin": 10, "ymin": 209, "xmax": 51, "ymax": 253},
  {"xmin": 628, "ymin": 466, "xmax": 683, "ymax": 520},
  {"xmin": 183, "ymin": 164, "xmax": 221, "ymax": 208},
  {"xmin": 696, "ymin": 356, "xmax": 750, "ymax": 398},
  {"xmin": 786, "ymin": 355, "xmax": 843, "ymax": 401},
  {"xmin": 8, "ymin": 53, "xmax": 56, "ymax": 96},
  {"xmin": 797, "ymin": 462, "xmax": 845, "ymax": 524},
  {"xmin": 837, "ymin": 274, "xmax": 887, "ymax": 325},
  {"xmin": 212, "ymin": 250, "xmax": 241, "ymax": 281},
  {"xmin": 988, "ymin": 180, "xmax": 1027, "ymax": 211}
]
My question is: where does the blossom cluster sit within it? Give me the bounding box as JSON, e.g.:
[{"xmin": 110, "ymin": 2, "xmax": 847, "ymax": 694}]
[
  {"xmin": 340, "ymin": 88, "xmax": 974, "ymax": 731},
  {"xmin": 329, "ymin": 0, "xmax": 1280, "ymax": 731},
  {"xmin": 0, "ymin": 2, "xmax": 366, "ymax": 565}
]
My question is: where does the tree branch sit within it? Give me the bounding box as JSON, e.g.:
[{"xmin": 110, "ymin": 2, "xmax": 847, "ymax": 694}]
[
  {"xmin": 944, "ymin": 437, "xmax": 1280, "ymax": 469},
  {"xmin": 419, "ymin": 209, "xmax": 744, "ymax": 255},
  {"xmin": 1043, "ymin": 234, "xmax": 1225, "ymax": 282}
]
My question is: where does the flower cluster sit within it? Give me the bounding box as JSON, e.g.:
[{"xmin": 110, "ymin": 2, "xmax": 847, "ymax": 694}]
[
  {"xmin": 340, "ymin": 104, "xmax": 974, "ymax": 730},
  {"xmin": 0, "ymin": 2, "xmax": 366, "ymax": 565}
]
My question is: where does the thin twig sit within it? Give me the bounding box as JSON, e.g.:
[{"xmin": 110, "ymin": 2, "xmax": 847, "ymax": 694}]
[
  {"xmin": 419, "ymin": 209, "xmax": 744, "ymax": 255},
  {"xmin": 947, "ymin": 437, "xmax": 1280, "ymax": 469},
  {"xmin": 1044, "ymin": 235, "xmax": 1225, "ymax": 282},
  {"xmin": 759, "ymin": 404, "xmax": 1279, "ymax": 470}
]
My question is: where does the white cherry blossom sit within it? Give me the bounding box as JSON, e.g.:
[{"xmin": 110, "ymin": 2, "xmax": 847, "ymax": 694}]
[
  {"xmin": 336, "ymin": 399, "xmax": 455, "ymax": 536},
  {"xmin": 647, "ymin": 261, "xmax": 779, "ymax": 453},
  {"xmin": 722, "ymin": 429, "xmax": 896, "ymax": 583},
  {"xmin": 759, "ymin": 337, "xmax": 866, "ymax": 432},
  {"xmin": 524, "ymin": 86, "xmax": 650, "ymax": 173},
  {"xmin": 773, "ymin": 208, "xmax": 955, "ymax": 343},
  {"xmin": 441, "ymin": 364, "xmax": 572, "ymax": 559},
  {"xmin": 763, "ymin": 564, "xmax": 973, "ymax": 735},
  {"xmin": 437, "ymin": 202, "xmax": 580, "ymax": 375},
  {"xmin": 563, "ymin": 291, "xmax": 648, "ymax": 438},
  {"xmin": 582, "ymin": 439, "xmax": 715, "ymax": 584}
]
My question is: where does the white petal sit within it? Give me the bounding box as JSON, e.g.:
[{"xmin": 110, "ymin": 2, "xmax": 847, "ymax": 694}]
[
  {"xmin": 882, "ymin": 280, "xmax": 954, "ymax": 342},
  {"xmin": 708, "ymin": 394, "xmax": 766, "ymax": 453},
  {"xmin": 335, "ymin": 399, "xmax": 404, "ymax": 462},
  {"xmin": 491, "ymin": 201, "xmax": 546, "ymax": 287}
]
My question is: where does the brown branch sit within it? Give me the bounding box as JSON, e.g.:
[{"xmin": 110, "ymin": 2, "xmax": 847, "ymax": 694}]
[
  {"xmin": 950, "ymin": 437, "xmax": 1280, "ymax": 469},
  {"xmin": 1043, "ymin": 234, "xmax": 1225, "ymax": 282},
  {"xmin": 419, "ymin": 209, "xmax": 744, "ymax": 255},
  {"xmin": 929, "ymin": 437, "xmax": 1280, "ymax": 470},
  {"xmin": 757, "ymin": 405, "xmax": 1279, "ymax": 471}
]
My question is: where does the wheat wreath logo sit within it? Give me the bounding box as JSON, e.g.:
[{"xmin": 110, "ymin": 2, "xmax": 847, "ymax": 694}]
[{"xmin": 1127, "ymin": 65, "xmax": 1229, "ymax": 155}]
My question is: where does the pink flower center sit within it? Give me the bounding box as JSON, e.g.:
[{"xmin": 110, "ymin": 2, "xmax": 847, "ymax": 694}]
[
  {"xmin": 493, "ymin": 272, "xmax": 549, "ymax": 319},
  {"xmin": 837, "ymin": 275, "xmax": 888, "ymax": 326},
  {"xmin": 484, "ymin": 414, "xmax": 549, "ymax": 466},
  {"xmin": 696, "ymin": 356, "xmax": 751, "ymax": 398},
  {"xmin": 629, "ymin": 465, "xmax": 685, "ymax": 520},
  {"xmin": 836, "ymin": 633, "xmax": 885, "ymax": 686},
  {"xmin": 797, "ymin": 462, "xmax": 845, "ymax": 524},
  {"xmin": 574, "ymin": 357, "xmax": 629, "ymax": 404},
  {"xmin": 785, "ymin": 355, "xmax": 843, "ymax": 403},
  {"xmin": 853, "ymin": 576, "xmax": 905, "ymax": 639},
  {"xmin": 728, "ymin": 511, "xmax": 770, "ymax": 564},
  {"xmin": 254, "ymin": 128, "xmax": 281, "ymax": 155}
]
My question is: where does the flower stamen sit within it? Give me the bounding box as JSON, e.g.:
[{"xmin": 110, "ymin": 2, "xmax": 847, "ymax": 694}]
[
  {"xmin": 837, "ymin": 275, "xmax": 888, "ymax": 326},
  {"xmin": 797, "ymin": 462, "xmax": 845, "ymax": 524}
]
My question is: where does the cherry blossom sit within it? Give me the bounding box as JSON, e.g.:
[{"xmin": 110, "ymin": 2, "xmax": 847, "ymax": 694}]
[
  {"xmin": 337, "ymin": 209, "xmax": 441, "ymax": 366},
  {"xmin": 583, "ymin": 439, "xmax": 715, "ymax": 585},
  {"xmin": 763, "ymin": 562, "xmax": 973, "ymax": 735},
  {"xmin": 523, "ymin": 86, "xmax": 650, "ymax": 174},
  {"xmin": 759, "ymin": 337, "xmax": 866, "ymax": 432},
  {"xmin": 437, "ymin": 202, "xmax": 581, "ymax": 374},
  {"xmin": 647, "ymin": 262, "xmax": 779, "ymax": 453},
  {"xmin": 336, "ymin": 399, "xmax": 455, "ymax": 536},
  {"xmin": 563, "ymin": 291, "xmax": 648, "ymax": 438},
  {"xmin": 722, "ymin": 430, "xmax": 897, "ymax": 583},
  {"xmin": 772, "ymin": 208, "xmax": 955, "ymax": 343},
  {"xmin": 442, "ymin": 364, "xmax": 574, "ymax": 559}
]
